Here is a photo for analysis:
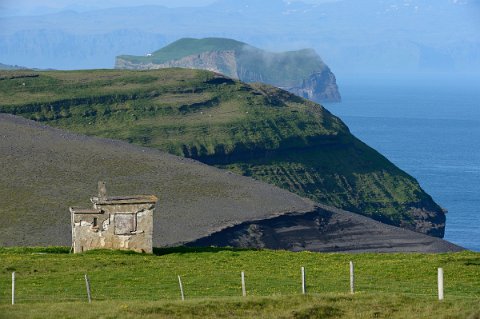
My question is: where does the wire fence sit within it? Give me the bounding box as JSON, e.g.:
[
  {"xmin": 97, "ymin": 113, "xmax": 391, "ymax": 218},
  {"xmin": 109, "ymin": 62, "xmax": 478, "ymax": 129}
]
[{"xmin": 0, "ymin": 263, "xmax": 478, "ymax": 304}]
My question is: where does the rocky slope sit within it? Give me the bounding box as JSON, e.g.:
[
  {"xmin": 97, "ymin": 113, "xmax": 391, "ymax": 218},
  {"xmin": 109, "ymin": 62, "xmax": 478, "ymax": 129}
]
[
  {"xmin": 0, "ymin": 114, "xmax": 461, "ymax": 252},
  {"xmin": 0, "ymin": 69, "xmax": 445, "ymax": 237},
  {"xmin": 189, "ymin": 204, "xmax": 462, "ymax": 253},
  {"xmin": 115, "ymin": 38, "xmax": 341, "ymax": 103}
]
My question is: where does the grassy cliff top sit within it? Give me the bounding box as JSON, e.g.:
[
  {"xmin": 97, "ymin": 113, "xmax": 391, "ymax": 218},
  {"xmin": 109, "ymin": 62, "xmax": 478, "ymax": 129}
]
[
  {"xmin": 0, "ymin": 68, "xmax": 345, "ymax": 157},
  {"xmin": 151, "ymin": 37, "xmax": 248, "ymax": 62},
  {"xmin": 119, "ymin": 38, "xmax": 248, "ymax": 64},
  {"xmin": 119, "ymin": 38, "xmax": 251, "ymax": 64}
]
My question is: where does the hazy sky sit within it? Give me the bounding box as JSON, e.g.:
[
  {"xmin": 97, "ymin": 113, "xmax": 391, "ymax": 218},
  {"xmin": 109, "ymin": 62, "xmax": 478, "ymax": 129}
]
[
  {"xmin": 0, "ymin": 0, "xmax": 213, "ymax": 15},
  {"xmin": 1, "ymin": 0, "xmax": 339, "ymax": 16},
  {"xmin": 1, "ymin": 0, "xmax": 478, "ymax": 73}
]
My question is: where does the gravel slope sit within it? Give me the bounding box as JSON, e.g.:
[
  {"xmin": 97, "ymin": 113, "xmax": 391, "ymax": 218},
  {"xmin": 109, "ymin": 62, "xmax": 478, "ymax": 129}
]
[
  {"xmin": 0, "ymin": 114, "xmax": 463, "ymax": 252},
  {"xmin": 189, "ymin": 204, "xmax": 463, "ymax": 253}
]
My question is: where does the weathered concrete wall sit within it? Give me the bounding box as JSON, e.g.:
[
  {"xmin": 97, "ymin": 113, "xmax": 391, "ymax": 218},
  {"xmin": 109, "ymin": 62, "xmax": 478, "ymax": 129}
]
[{"xmin": 71, "ymin": 188, "xmax": 156, "ymax": 253}]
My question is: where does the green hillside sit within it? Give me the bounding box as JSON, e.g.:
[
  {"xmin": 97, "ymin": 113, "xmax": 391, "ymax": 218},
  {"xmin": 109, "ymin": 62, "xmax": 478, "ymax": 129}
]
[
  {"xmin": 0, "ymin": 248, "xmax": 479, "ymax": 318},
  {"xmin": 0, "ymin": 68, "xmax": 445, "ymax": 236},
  {"xmin": 122, "ymin": 38, "xmax": 247, "ymax": 64}
]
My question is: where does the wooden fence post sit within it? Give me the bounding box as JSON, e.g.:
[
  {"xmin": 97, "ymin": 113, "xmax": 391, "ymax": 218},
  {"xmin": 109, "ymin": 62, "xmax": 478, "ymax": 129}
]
[
  {"xmin": 350, "ymin": 261, "xmax": 355, "ymax": 294},
  {"xmin": 301, "ymin": 266, "xmax": 306, "ymax": 294},
  {"xmin": 178, "ymin": 275, "xmax": 185, "ymax": 301},
  {"xmin": 84, "ymin": 274, "xmax": 92, "ymax": 303},
  {"xmin": 438, "ymin": 268, "xmax": 444, "ymax": 301},
  {"xmin": 11, "ymin": 272, "xmax": 15, "ymax": 305},
  {"xmin": 241, "ymin": 271, "xmax": 246, "ymax": 297}
]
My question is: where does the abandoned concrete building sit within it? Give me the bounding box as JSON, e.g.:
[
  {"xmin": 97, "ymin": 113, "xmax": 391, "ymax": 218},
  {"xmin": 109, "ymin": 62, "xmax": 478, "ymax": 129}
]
[{"xmin": 70, "ymin": 182, "xmax": 157, "ymax": 253}]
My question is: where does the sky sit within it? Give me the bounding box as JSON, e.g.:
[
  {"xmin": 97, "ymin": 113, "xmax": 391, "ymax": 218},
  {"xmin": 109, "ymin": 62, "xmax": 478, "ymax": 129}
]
[
  {"xmin": 0, "ymin": 0, "xmax": 211, "ymax": 16},
  {"xmin": 1, "ymin": 0, "xmax": 339, "ymax": 16},
  {"xmin": 0, "ymin": 0, "xmax": 478, "ymax": 74}
]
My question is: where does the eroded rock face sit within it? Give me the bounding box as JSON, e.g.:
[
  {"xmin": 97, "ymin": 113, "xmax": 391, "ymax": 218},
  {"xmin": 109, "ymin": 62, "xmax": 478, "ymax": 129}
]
[
  {"xmin": 115, "ymin": 42, "xmax": 341, "ymax": 103},
  {"xmin": 407, "ymin": 207, "xmax": 446, "ymax": 237},
  {"xmin": 286, "ymin": 70, "xmax": 341, "ymax": 103},
  {"xmin": 116, "ymin": 51, "xmax": 238, "ymax": 78}
]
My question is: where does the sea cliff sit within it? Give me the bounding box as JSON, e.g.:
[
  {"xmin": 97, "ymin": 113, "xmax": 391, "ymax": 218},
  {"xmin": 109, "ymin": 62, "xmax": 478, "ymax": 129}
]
[{"xmin": 115, "ymin": 38, "xmax": 341, "ymax": 103}]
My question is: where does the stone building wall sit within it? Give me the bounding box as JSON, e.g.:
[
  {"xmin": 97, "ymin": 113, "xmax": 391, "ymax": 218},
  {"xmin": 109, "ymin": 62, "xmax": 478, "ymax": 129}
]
[{"xmin": 70, "ymin": 183, "xmax": 157, "ymax": 253}]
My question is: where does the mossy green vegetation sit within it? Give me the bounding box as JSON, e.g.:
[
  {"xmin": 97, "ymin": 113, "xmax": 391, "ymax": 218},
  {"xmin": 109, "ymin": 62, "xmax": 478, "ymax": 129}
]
[
  {"xmin": 0, "ymin": 68, "xmax": 444, "ymax": 236},
  {"xmin": 0, "ymin": 248, "xmax": 478, "ymax": 318},
  {"xmin": 120, "ymin": 37, "xmax": 248, "ymax": 64}
]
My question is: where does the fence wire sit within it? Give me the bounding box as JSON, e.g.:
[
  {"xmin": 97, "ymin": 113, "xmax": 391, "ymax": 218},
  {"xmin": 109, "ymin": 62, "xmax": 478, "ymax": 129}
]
[{"xmin": 0, "ymin": 265, "xmax": 478, "ymax": 304}]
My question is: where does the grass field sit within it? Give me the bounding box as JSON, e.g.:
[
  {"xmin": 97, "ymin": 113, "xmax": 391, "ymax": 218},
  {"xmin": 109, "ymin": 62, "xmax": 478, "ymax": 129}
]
[
  {"xmin": 2, "ymin": 294, "xmax": 479, "ymax": 319},
  {"xmin": 0, "ymin": 248, "xmax": 479, "ymax": 318}
]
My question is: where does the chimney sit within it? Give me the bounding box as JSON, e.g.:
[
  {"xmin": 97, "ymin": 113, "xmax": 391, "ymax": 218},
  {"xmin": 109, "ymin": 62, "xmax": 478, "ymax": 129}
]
[{"xmin": 98, "ymin": 181, "xmax": 107, "ymax": 200}]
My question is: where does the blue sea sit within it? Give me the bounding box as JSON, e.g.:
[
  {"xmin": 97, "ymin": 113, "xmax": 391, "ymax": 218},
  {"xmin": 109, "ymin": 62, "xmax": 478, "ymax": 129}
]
[{"xmin": 325, "ymin": 76, "xmax": 480, "ymax": 251}]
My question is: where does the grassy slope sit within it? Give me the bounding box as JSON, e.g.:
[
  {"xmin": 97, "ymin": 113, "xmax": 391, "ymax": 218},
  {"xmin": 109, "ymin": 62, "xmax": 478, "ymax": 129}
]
[
  {"xmin": 117, "ymin": 37, "xmax": 327, "ymax": 87},
  {"xmin": 0, "ymin": 248, "xmax": 479, "ymax": 318},
  {"xmin": 3, "ymin": 295, "xmax": 479, "ymax": 319},
  {"xmin": 0, "ymin": 69, "xmax": 444, "ymax": 235},
  {"xmin": 119, "ymin": 37, "xmax": 248, "ymax": 64}
]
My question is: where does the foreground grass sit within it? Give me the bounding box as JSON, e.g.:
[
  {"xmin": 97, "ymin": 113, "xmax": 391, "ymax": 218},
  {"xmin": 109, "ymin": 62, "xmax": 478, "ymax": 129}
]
[
  {"xmin": 2, "ymin": 293, "xmax": 479, "ymax": 319},
  {"xmin": 0, "ymin": 247, "xmax": 478, "ymax": 317}
]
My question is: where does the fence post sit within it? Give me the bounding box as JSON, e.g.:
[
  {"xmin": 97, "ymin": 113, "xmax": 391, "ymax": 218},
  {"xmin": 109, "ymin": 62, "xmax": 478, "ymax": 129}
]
[
  {"xmin": 301, "ymin": 266, "xmax": 306, "ymax": 294},
  {"xmin": 350, "ymin": 261, "xmax": 355, "ymax": 294},
  {"xmin": 178, "ymin": 275, "xmax": 185, "ymax": 301},
  {"xmin": 438, "ymin": 268, "xmax": 444, "ymax": 301},
  {"xmin": 84, "ymin": 274, "xmax": 92, "ymax": 303},
  {"xmin": 11, "ymin": 272, "xmax": 15, "ymax": 305},
  {"xmin": 241, "ymin": 271, "xmax": 246, "ymax": 297}
]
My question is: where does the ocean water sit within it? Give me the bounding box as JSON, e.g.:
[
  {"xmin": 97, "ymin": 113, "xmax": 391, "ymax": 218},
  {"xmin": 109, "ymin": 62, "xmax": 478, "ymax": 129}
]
[{"xmin": 325, "ymin": 77, "xmax": 480, "ymax": 251}]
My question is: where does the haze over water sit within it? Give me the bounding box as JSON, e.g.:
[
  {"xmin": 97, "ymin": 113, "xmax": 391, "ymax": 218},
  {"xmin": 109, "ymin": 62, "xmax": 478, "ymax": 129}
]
[{"xmin": 326, "ymin": 76, "xmax": 480, "ymax": 251}]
